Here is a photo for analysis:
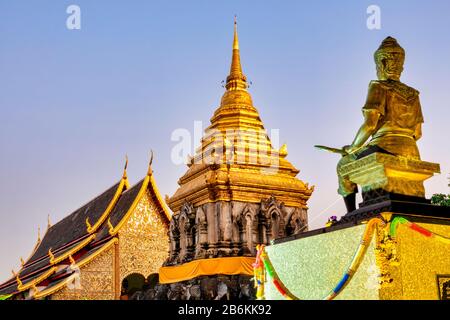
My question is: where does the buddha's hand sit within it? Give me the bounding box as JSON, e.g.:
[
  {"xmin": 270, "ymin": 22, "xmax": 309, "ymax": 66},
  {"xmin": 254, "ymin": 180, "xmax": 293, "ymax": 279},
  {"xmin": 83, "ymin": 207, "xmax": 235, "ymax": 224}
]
[{"xmin": 343, "ymin": 145, "xmax": 358, "ymax": 155}]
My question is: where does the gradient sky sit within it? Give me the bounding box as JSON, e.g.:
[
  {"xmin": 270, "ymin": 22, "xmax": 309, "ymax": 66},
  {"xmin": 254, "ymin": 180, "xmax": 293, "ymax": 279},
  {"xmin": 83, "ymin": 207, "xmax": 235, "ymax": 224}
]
[{"xmin": 1, "ymin": 0, "xmax": 449, "ymax": 282}]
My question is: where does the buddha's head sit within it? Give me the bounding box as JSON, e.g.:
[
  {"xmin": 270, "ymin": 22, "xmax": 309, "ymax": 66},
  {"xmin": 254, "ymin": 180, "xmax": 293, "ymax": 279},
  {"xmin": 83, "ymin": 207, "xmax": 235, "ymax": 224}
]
[{"xmin": 374, "ymin": 37, "xmax": 405, "ymax": 81}]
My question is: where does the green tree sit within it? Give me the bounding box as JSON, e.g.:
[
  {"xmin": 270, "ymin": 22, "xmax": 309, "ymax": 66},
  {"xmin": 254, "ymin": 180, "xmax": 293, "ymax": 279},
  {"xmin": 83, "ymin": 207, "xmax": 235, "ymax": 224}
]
[{"xmin": 431, "ymin": 193, "xmax": 450, "ymax": 206}]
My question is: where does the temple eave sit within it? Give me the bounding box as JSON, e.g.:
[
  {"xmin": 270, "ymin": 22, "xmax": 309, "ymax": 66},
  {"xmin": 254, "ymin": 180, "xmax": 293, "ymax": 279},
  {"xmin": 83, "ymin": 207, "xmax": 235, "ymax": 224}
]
[
  {"xmin": 181, "ymin": 160, "xmax": 300, "ymax": 178},
  {"xmin": 168, "ymin": 177, "xmax": 313, "ymax": 213}
]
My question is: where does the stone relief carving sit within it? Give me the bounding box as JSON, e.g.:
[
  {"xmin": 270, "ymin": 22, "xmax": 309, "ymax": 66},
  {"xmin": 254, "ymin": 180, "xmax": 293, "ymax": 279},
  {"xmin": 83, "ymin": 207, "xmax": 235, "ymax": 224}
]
[
  {"xmin": 168, "ymin": 213, "xmax": 180, "ymax": 262},
  {"xmin": 177, "ymin": 201, "xmax": 196, "ymax": 263},
  {"xmin": 285, "ymin": 208, "xmax": 307, "ymax": 235},
  {"xmin": 261, "ymin": 195, "xmax": 286, "ymax": 241},
  {"xmin": 165, "ymin": 196, "xmax": 308, "ymax": 265},
  {"xmin": 194, "ymin": 206, "xmax": 208, "ymax": 259}
]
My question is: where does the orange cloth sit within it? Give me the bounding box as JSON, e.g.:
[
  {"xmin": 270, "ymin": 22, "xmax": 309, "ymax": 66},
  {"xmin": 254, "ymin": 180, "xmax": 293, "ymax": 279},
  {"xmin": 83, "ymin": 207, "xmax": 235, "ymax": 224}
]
[{"xmin": 158, "ymin": 257, "xmax": 255, "ymax": 284}]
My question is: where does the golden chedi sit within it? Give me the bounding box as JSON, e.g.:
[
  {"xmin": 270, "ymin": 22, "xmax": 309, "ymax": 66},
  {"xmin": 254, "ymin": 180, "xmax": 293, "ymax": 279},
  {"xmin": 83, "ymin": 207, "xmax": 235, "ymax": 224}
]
[{"xmin": 166, "ymin": 19, "xmax": 313, "ymax": 266}]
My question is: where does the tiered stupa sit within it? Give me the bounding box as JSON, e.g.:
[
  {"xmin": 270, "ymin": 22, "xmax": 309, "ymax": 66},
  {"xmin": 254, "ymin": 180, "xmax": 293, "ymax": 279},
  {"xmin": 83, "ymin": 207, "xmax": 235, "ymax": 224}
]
[{"xmin": 157, "ymin": 20, "xmax": 314, "ymax": 300}]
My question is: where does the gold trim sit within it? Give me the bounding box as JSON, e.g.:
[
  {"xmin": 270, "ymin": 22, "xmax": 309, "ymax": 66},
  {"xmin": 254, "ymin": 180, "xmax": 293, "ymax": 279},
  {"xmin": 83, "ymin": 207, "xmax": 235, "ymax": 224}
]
[
  {"xmin": 149, "ymin": 174, "xmax": 172, "ymax": 221},
  {"xmin": 48, "ymin": 249, "xmax": 55, "ymax": 262},
  {"xmin": 77, "ymin": 238, "xmax": 118, "ymax": 268},
  {"xmin": 110, "ymin": 158, "xmax": 173, "ymax": 235},
  {"xmin": 51, "ymin": 234, "xmax": 96, "ymax": 265},
  {"xmin": 109, "ymin": 176, "xmax": 150, "ymax": 235},
  {"xmin": 85, "ymin": 217, "xmax": 92, "ymax": 233},
  {"xmin": 15, "ymin": 275, "xmax": 22, "ymax": 287},
  {"xmin": 18, "ymin": 267, "xmax": 57, "ymax": 291},
  {"xmin": 107, "ymin": 218, "xmax": 114, "ymax": 236},
  {"xmin": 381, "ymin": 212, "xmax": 393, "ymax": 222},
  {"xmin": 87, "ymin": 178, "xmax": 128, "ymax": 233},
  {"xmin": 33, "ymin": 276, "xmax": 72, "ymax": 299},
  {"xmin": 113, "ymin": 241, "xmax": 120, "ymax": 300},
  {"xmin": 33, "ymin": 238, "xmax": 119, "ymax": 299}
]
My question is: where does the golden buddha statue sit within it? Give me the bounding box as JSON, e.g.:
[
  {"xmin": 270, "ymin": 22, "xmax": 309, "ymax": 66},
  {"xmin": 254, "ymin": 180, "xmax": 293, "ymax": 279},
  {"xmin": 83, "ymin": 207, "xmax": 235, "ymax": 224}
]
[{"xmin": 337, "ymin": 37, "xmax": 425, "ymax": 212}]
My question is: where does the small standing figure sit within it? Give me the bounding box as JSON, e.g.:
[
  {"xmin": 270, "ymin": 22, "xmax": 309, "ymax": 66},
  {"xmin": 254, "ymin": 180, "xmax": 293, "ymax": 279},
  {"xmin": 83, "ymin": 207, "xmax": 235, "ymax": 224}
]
[{"xmin": 325, "ymin": 216, "xmax": 338, "ymax": 227}]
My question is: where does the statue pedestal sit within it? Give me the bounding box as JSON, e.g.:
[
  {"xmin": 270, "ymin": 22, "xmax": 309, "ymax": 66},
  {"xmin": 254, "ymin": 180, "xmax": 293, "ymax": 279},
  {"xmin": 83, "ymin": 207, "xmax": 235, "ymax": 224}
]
[
  {"xmin": 263, "ymin": 152, "xmax": 448, "ymax": 300},
  {"xmin": 340, "ymin": 153, "xmax": 440, "ymax": 204},
  {"xmin": 268, "ymin": 209, "xmax": 450, "ymax": 300}
]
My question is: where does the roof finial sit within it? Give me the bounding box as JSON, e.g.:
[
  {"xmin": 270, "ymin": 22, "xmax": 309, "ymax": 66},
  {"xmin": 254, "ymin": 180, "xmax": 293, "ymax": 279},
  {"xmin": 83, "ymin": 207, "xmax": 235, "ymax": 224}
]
[
  {"xmin": 48, "ymin": 248, "xmax": 55, "ymax": 262},
  {"xmin": 147, "ymin": 150, "xmax": 154, "ymax": 176},
  {"xmin": 47, "ymin": 214, "xmax": 51, "ymax": 230},
  {"xmin": 37, "ymin": 227, "xmax": 41, "ymax": 242},
  {"xmin": 15, "ymin": 274, "xmax": 22, "ymax": 287},
  {"xmin": 226, "ymin": 16, "xmax": 247, "ymax": 91},
  {"xmin": 123, "ymin": 154, "xmax": 129, "ymax": 179},
  {"xmin": 85, "ymin": 217, "xmax": 92, "ymax": 233},
  {"xmin": 107, "ymin": 218, "xmax": 114, "ymax": 235},
  {"xmin": 20, "ymin": 257, "xmax": 25, "ymax": 267}
]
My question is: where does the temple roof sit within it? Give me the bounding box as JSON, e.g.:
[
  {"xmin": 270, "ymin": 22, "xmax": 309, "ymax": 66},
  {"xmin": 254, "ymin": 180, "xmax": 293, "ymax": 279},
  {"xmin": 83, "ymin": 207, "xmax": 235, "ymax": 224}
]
[
  {"xmin": 95, "ymin": 180, "xmax": 144, "ymax": 240},
  {"xmin": 29, "ymin": 182, "xmax": 122, "ymax": 264},
  {"xmin": 0, "ymin": 159, "xmax": 171, "ymax": 299}
]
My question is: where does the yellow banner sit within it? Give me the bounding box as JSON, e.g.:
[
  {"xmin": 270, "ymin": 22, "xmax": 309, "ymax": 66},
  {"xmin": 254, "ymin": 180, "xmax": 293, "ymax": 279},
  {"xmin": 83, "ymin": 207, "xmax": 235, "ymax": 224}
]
[{"xmin": 159, "ymin": 257, "xmax": 255, "ymax": 284}]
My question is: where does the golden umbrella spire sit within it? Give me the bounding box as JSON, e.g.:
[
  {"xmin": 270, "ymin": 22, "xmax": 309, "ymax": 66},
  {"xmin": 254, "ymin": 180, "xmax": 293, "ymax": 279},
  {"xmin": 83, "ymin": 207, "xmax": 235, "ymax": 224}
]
[
  {"xmin": 233, "ymin": 15, "xmax": 239, "ymax": 50},
  {"xmin": 226, "ymin": 16, "xmax": 247, "ymax": 91}
]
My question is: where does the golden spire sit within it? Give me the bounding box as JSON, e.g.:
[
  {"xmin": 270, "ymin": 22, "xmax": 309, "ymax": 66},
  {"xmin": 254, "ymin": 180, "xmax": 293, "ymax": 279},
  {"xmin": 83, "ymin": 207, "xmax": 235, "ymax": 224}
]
[
  {"xmin": 47, "ymin": 214, "xmax": 52, "ymax": 230},
  {"xmin": 233, "ymin": 15, "xmax": 239, "ymax": 51},
  {"xmin": 226, "ymin": 16, "xmax": 247, "ymax": 91}
]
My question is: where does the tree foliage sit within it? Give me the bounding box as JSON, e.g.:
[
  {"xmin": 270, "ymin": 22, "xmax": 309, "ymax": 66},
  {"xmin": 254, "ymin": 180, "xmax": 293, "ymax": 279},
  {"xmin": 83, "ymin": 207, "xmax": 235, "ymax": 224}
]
[{"xmin": 431, "ymin": 193, "xmax": 450, "ymax": 206}]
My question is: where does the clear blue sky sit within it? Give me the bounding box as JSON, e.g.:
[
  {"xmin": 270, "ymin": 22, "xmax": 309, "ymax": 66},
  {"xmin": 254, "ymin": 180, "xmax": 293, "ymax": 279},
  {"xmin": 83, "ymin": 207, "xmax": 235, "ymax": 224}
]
[{"xmin": 1, "ymin": 0, "xmax": 449, "ymax": 282}]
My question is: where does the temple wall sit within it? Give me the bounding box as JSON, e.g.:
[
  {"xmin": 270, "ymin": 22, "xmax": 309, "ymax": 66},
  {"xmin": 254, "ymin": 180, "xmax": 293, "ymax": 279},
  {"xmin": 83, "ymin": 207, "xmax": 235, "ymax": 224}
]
[
  {"xmin": 51, "ymin": 247, "xmax": 115, "ymax": 300},
  {"xmin": 118, "ymin": 190, "xmax": 169, "ymax": 282}
]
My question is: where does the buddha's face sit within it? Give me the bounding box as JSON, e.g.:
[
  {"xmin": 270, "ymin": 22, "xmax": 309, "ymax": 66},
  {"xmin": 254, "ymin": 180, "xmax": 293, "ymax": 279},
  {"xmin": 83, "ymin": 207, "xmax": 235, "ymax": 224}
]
[{"xmin": 376, "ymin": 54, "xmax": 404, "ymax": 81}]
